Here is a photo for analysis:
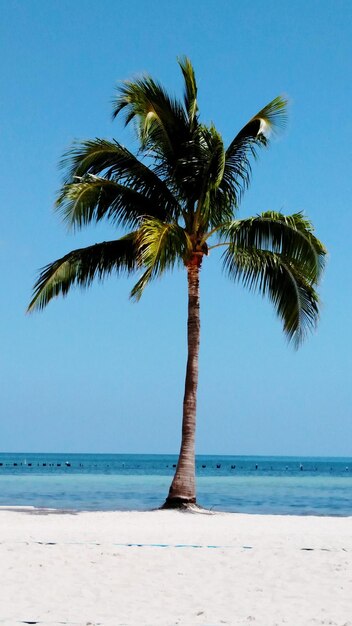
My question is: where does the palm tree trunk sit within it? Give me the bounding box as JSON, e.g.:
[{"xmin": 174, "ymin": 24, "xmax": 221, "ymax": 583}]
[{"xmin": 163, "ymin": 256, "xmax": 201, "ymax": 508}]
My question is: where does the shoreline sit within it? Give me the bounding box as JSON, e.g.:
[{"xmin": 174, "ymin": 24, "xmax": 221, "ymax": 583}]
[
  {"xmin": 1, "ymin": 509, "xmax": 351, "ymax": 625},
  {"xmin": 1, "ymin": 504, "xmax": 352, "ymax": 518}
]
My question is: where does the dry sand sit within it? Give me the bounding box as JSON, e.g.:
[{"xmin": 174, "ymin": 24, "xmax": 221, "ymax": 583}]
[{"xmin": 0, "ymin": 508, "xmax": 351, "ymax": 626}]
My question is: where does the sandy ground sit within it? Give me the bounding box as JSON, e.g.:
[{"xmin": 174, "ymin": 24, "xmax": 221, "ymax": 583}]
[{"xmin": 0, "ymin": 508, "xmax": 351, "ymax": 626}]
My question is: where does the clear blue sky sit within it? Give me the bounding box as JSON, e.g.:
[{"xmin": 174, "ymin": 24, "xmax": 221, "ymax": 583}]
[{"xmin": 1, "ymin": 0, "xmax": 351, "ymax": 455}]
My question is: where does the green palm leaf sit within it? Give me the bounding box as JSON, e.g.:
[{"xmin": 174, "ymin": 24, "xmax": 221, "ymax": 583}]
[
  {"xmin": 201, "ymin": 125, "xmax": 226, "ymax": 191},
  {"xmin": 57, "ymin": 176, "xmax": 172, "ymax": 230},
  {"xmin": 131, "ymin": 219, "xmax": 192, "ymax": 300},
  {"xmin": 112, "ymin": 69, "xmax": 204, "ymax": 201},
  {"xmin": 221, "ymin": 211, "xmax": 326, "ymax": 282},
  {"xmin": 60, "ymin": 139, "xmax": 180, "ymax": 222},
  {"xmin": 113, "ymin": 74, "xmax": 188, "ymax": 156},
  {"xmin": 28, "ymin": 235, "xmax": 137, "ymax": 312},
  {"xmin": 223, "ymin": 96, "xmax": 288, "ymax": 201},
  {"xmin": 223, "ymin": 247, "xmax": 320, "ymax": 347},
  {"xmin": 57, "ymin": 177, "xmax": 156, "ymax": 229},
  {"xmin": 193, "ymin": 125, "xmax": 228, "ymax": 230},
  {"xmin": 178, "ymin": 56, "xmax": 198, "ymax": 128}
]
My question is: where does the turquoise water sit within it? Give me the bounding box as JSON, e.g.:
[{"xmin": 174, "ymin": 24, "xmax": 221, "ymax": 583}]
[{"xmin": 0, "ymin": 453, "xmax": 351, "ymax": 515}]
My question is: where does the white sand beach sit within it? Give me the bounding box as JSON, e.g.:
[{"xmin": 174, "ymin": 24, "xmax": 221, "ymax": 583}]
[{"xmin": 0, "ymin": 508, "xmax": 351, "ymax": 626}]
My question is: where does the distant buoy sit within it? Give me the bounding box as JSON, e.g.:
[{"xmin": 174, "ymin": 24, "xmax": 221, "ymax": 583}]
[{"xmin": 65, "ymin": 462, "xmax": 71, "ymax": 467}]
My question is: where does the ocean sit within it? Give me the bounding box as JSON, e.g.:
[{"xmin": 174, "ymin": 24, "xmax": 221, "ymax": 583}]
[{"xmin": 0, "ymin": 453, "xmax": 351, "ymax": 516}]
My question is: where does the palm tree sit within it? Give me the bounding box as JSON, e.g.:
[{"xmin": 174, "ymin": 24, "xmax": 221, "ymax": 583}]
[{"xmin": 28, "ymin": 58, "xmax": 326, "ymax": 509}]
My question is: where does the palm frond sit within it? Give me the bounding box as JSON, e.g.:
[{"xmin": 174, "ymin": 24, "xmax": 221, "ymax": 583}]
[
  {"xmin": 59, "ymin": 139, "xmax": 180, "ymax": 222},
  {"xmin": 223, "ymin": 247, "xmax": 320, "ymax": 347},
  {"xmin": 178, "ymin": 56, "xmax": 198, "ymax": 128},
  {"xmin": 28, "ymin": 235, "xmax": 137, "ymax": 312},
  {"xmin": 201, "ymin": 125, "xmax": 226, "ymax": 191},
  {"xmin": 112, "ymin": 69, "xmax": 205, "ymax": 203},
  {"xmin": 194, "ymin": 125, "xmax": 228, "ymax": 230},
  {"xmin": 220, "ymin": 211, "xmax": 326, "ymax": 283},
  {"xmin": 223, "ymin": 96, "xmax": 288, "ymax": 203},
  {"xmin": 57, "ymin": 175, "xmax": 173, "ymax": 230},
  {"xmin": 130, "ymin": 219, "xmax": 192, "ymax": 300},
  {"xmin": 235, "ymin": 96, "xmax": 287, "ymax": 142},
  {"xmin": 112, "ymin": 74, "xmax": 188, "ymax": 155}
]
